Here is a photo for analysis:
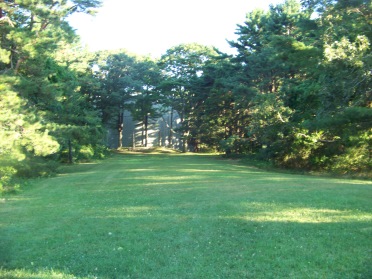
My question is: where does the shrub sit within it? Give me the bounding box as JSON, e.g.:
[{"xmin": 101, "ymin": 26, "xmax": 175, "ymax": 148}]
[
  {"xmin": 77, "ymin": 145, "xmax": 95, "ymax": 161},
  {"xmin": 15, "ymin": 157, "xmax": 60, "ymax": 178},
  {"xmin": 329, "ymin": 145, "xmax": 372, "ymax": 176},
  {"xmin": 93, "ymin": 144, "xmax": 111, "ymax": 159},
  {"xmin": 0, "ymin": 166, "xmax": 17, "ymax": 193},
  {"xmin": 220, "ymin": 136, "xmax": 253, "ymax": 155}
]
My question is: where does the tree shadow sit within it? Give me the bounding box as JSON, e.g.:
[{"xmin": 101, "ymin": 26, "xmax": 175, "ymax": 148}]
[{"xmin": 1, "ymin": 153, "xmax": 371, "ymax": 278}]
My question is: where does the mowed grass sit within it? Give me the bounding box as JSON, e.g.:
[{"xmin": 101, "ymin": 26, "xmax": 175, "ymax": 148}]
[{"xmin": 0, "ymin": 153, "xmax": 371, "ymax": 279}]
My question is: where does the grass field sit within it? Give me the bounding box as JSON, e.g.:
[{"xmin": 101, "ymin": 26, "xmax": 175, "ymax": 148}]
[{"xmin": 0, "ymin": 152, "xmax": 371, "ymax": 278}]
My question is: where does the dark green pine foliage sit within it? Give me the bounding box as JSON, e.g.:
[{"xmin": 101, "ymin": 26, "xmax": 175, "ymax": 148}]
[
  {"xmin": 129, "ymin": 57, "xmax": 162, "ymax": 147},
  {"xmin": 91, "ymin": 51, "xmax": 158, "ymax": 148},
  {"xmin": 1, "ymin": 0, "xmax": 370, "ymax": 192},
  {"xmin": 226, "ymin": 0, "xmax": 371, "ymax": 174},
  {"xmin": 158, "ymin": 43, "xmax": 218, "ymax": 152},
  {"xmin": 0, "ymin": 0, "xmax": 103, "ymax": 191}
]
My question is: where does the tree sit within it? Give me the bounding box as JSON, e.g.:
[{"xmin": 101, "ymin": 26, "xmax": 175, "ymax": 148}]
[
  {"xmin": 0, "ymin": 0, "xmax": 104, "ymax": 191},
  {"xmin": 0, "ymin": 75, "xmax": 60, "ymax": 190},
  {"xmin": 129, "ymin": 57, "xmax": 162, "ymax": 147},
  {"xmin": 159, "ymin": 43, "xmax": 217, "ymax": 152},
  {"xmin": 92, "ymin": 51, "xmax": 163, "ymax": 148},
  {"xmin": 226, "ymin": 0, "xmax": 371, "ymax": 173},
  {"xmin": 185, "ymin": 53, "xmax": 252, "ymax": 152},
  {"xmin": 0, "ymin": 0, "xmax": 101, "ymax": 74}
]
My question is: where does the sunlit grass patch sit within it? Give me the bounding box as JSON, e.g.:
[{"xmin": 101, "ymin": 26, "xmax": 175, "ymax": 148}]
[
  {"xmin": 117, "ymin": 146, "xmax": 182, "ymax": 154},
  {"xmin": 0, "ymin": 267, "xmax": 87, "ymax": 279},
  {"xmin": 1, "ymin": 153, "xmax": 371, "ymax": 278},
  {"xmin": 232, "ymin": 202, "xmax": 372, "ymax": 223}
]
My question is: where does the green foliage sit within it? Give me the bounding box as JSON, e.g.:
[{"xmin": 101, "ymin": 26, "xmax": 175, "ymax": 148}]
[
  {"xmin": 1, "ymin": 0, "xmax": 371, "ymax": 186},
  {"xmin": 15, "ymin": 157, "xmax": 60, "ymax": 179},
  {"xmin": 0, "ymin": 75, "xmax": 61, "ymax": 192},
  {"xmin": 92, "ymin": 144, "xmax": 111, "ymax": 159},
  {"xmin": 274, "ymin": 129, "xmax": 326, "ymax": 169},
  {"xmin": 74, "ymin": 145, "xmax": 95, "ymax": 161},
  {"xmin": 0, "ymin": 0, "xmax": 104, "ymax": 190},
  {"xmin": 216, "ymin": 0, "xmax": 371, "ymax": 175},
  {"xmin": 151, "ymin": 0, "xmax": 370, "ymax": 175},
  {"xmin": 159, "ymin": 43, "xmax": 218, "ymax": 151},
  {"xmin": 331, "ymin": 144, "xmax": 371, "ymax": 175},
  {"xmin": 0, "ymin": 166, "xmax": 17, "ymax": 193},
  {"xmin": 75, "ymin": 144, "xmax": 110, "ymax": 161},
  {"xmin": 220, "ymin": 136, "xmax": 253, "ymax": 155},
  {"xmin": 298, "ymin": 107, "xmax": 372, "ymax": 173}
]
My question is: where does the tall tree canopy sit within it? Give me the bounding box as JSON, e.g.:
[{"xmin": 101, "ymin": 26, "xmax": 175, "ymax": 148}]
[
  {"xmin": 224, "ymin": 0, "xmax": 372, "ymax": 172},
  {"xmin": 1, "ymin": 0, "xmax": 371, "ymax": 192},
  {"xmin": 91, "ymin": 50, "xmax": 161, "ymax": 148},
  {"xmin": 158, "ymin": 43, "xmax": 218, "ymax": 152},
  {"xmin": 0, "ymin": 0, "xmax": 102, "ymax": 191}
]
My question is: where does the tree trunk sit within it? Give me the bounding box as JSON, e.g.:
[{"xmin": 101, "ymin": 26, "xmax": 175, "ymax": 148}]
[
  {"xmin": 68, "ymin": 139, "xmax": 73, "ymax": 164},
  {"xmin": 180, "ymin": 112, "xmax": 187, "ymax": 153},
  {"xmin": 132, "ymin": 132, "xmax": 136, "ymax": 150},
  {"xmin": 141, "ymin": 121, "xmax": 145, "ymax": 146},
  {"xmin": 14, "ymin": 57, "xmax": 26, "ymax": 74},
  {"xmin": 168, "ymin": 108, "xmax": 173, "ymax": 148},
  {"xmin": 118, "ymin": 128, "xmax": 123, "ymax": 148},
  {"xmin": 182, "ymin": 135, "xmax": 187, "ymax": 153},
  {"xmin": 144, "ymin": 114, "xmax": 149, "ymax": 147},
  {"xmin": 118, "ymin": 111, "xmax": 123, "ymax": 148}
]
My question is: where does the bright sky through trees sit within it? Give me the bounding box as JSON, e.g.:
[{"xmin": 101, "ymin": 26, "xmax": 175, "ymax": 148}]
[{"xmin": 68, "ymin": 0, "xmax": 284, "ymax": 57}]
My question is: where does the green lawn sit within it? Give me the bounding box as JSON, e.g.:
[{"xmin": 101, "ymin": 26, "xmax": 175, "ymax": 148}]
[{"xmin": 1, "ymin": 152, "xmax": 371, "ymax": 278}]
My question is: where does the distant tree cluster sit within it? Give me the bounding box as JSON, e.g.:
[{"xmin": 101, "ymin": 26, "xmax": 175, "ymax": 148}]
[{"xmin": 1, "ymin": 0, "xmax": 371, "ymax": 191}]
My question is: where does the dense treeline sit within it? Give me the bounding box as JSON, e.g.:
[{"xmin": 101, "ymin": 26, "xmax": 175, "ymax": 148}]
[
  {"xmin": 221, "ymin": 0, "xmax": 372, "ymax": 173},
  {"xmin": 0, "ymin": 0, "xmax": 104, "ymax": 192},
  {"xmin": 1, "ymin": 0, "xmax": 371, "ymax": 191}
]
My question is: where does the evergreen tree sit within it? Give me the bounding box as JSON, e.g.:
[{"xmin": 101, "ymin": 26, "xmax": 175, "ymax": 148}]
[
  {"xmin": 0, "ymin": 0, "xmax": 102, "ymax": 191},
  {"xmin": 129, "ymin": 57, "xmax": 162, "ymax": 147},
  {"xmin": 159, "ymin": 43, "xmax": 217, "ymax": 152}
]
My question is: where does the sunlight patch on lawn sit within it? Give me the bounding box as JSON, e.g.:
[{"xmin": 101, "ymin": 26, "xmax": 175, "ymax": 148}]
[
  {"xmin": 57, "ymin": 171, "xmax": 97, "ymax": 177},
  {"xmin": 230, "ymin": 202, "xmax": 372, "ymax": 223},
  {"xmin": 126, "ymin": 169, "xmax": 157, "ymax": 172},
  {"xmin": 122, "ymin": 206, "xmax": 157, "ymax": 213},
  {"xmin": 0, "ymin": 268, "xmax": 82, "ymax": 279},
  {"xmin": 134, "ymin": 175, "xmax": 206, "ymax": 181},
  {"xmin": 0, "ymin": 196, "xmax": 34, "ymax": 203},
  {"xmin": 1, "ymin": 154, "xmax": 371, "ymax": 279},
  {"xmin": 91, "ymin": 206, "xmax": 160, "ymax": 218}
]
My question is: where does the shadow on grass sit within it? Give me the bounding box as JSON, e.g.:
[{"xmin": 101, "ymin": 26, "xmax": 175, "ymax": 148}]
[
  {"xmin": 3, "ymin": 206, "xmax": 370, "ymax": 278},
  {"xmin": 2, "ymin": 207, "xmax": 371, "ymax": 273},
  {"xmin": 57, "ymin": 162, "xmax": 100, "ymax": 175},
  {"xmin": 1, "ymin": 152, "xmax": 371, "ymax": 278}
]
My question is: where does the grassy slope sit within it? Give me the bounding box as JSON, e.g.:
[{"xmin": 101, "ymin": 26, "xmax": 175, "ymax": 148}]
[{"xmin": 0, "ymin": 153, "xmax": 371, "ymax": 279}]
